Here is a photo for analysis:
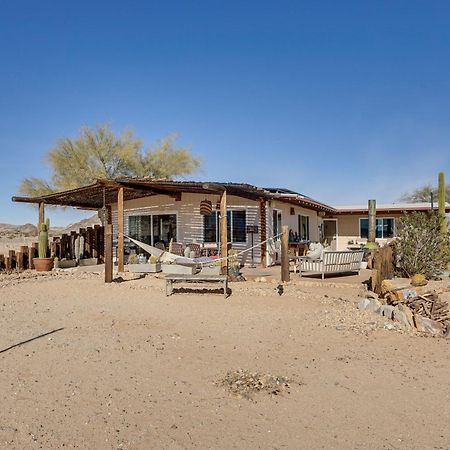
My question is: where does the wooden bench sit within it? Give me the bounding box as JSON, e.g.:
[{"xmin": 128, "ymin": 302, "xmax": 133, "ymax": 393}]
[{"xmin": 165, "ymin": 274, "xmax": 229, "ymax": 298}]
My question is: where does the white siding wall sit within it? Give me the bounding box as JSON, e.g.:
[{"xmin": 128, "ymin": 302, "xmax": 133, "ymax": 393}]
[
  {"xmin": 266, "ymin": 200, "xmax": 319, "ymax": 265},
  {"xmin": 111, "ymin": 193, "xmax": 261, "ymax": 265}
]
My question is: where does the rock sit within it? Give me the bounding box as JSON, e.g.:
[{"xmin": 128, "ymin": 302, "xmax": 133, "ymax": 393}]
[
  {"xmin": 384, "ymin": 323, "xmax": 396, "ymax": 330},
  {"xmin": 410, "ymin": 274, "xmax": 428, "ymax": 287},
  {"xmin": 378, "ymin": 305, "xmax": 395, "ymax": 320},
  {"xmin": 366, "ymin": 298, "xmax": 381, "ymax": 313},
  {"xmin": 381, "ymin": 278, "xmax": 410, "ymax": 295},
  {"xmin": 414, "ymin": 315, "xmax": 445, "ymax": 336},
  {"xmin": 393, "ymin": 308, "xmax": 412, "ymax": 329},
  {"xmin": 358, "ymin": 298, "xmax": 370, "ymax": 310},
  {"xmin": 379, "ymin": 305, "xmax": 395, "ymax": 319},
  {"xmin": 364, "ymin": 291, "xmax": 379, "ymax": 300},
  {"xmin": 397, "ymin": 304, "xmax": 415, "ymax": 328}
]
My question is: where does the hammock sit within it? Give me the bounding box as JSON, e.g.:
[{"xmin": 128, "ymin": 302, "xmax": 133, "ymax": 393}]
[{"xmin": 126, "ymin": 236, "xmax": 217, "ymax": 267}]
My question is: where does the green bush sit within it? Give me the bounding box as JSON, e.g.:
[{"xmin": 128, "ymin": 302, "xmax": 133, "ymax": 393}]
[{"xmin": 396, "ymin": 211, "xmax": 450, "ymax": 278}]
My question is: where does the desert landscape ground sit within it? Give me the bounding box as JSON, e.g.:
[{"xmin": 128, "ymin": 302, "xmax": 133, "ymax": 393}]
[{"xmin": 0, "ymin": 270, "xmax": 449, "ymax": 449}]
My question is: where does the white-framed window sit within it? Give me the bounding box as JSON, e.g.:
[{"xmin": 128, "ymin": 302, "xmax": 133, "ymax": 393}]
[
  {"xmin": 203, "ymin": 210, "xmax": 247, "ymax": 243},
  {"xmin": 359, "ymin": 218, "xmax": 395, "ymax": 239},
  {"xmin": 273, "ymin": 209, "xmax": 282, "ymax": 240},
  {"xmin": 298, "ymin": 215, "xmax": 310, "ymax": 240}
]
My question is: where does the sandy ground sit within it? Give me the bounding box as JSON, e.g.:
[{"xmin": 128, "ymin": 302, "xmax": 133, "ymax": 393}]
[{"xmin": 0, "ymin": 271, "xmax": 449, "ymax": 449}]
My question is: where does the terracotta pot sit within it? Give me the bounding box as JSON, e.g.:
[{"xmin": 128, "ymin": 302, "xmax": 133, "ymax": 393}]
[{"xmin": 33, "ymin": 257, "xmax": 54, "ymax": 272}]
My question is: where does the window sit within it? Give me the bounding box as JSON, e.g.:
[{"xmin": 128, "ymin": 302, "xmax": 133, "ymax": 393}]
[
  {"xmin": 203, "ymin": 210, "xmax": 247, "ymax": 243},
  {"xmin": 273, "ymin": 210, "xmax": 282, "ymax": 240},
  {"xmin": 298, "ymin": 215, "xmax": 310, "ymax": 240},
  {"xmin": 129, "ymin": 214, "xmax": 177, "ymax": 246},
  {"xmin": 360, "ymin": 218, "xmax": 395, "ymax": 239}
]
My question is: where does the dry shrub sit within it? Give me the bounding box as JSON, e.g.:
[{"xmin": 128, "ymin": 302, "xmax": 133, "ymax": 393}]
[{"xmin": 396, "ymin": 212, "xmax": 450, "ymax": 278}]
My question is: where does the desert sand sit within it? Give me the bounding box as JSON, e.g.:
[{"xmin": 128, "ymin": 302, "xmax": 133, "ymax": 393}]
[{"xmin": 0, "ymin": 271, "xmax": 449, "ymax": 449}]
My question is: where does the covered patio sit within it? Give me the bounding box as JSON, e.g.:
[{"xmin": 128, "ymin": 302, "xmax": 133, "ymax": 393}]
[{"xmin": 12, "ymin": 177, "xmax": 336, "ymax": 283}]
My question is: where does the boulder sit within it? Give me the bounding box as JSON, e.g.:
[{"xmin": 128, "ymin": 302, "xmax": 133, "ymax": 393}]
[
  {"xmin": 397, "ymin": 304, "xmax": 415, "ymax": 328},
  {"xmin": 364, "ymin": 291, "xmax": 379, "ymax": 300},
  {"xmin": 358, "ymin": 298, "xmax": 371, "ymax": 310},
  {"xmin": 393, "ymin": 308, "xmax": 413, "ymax": 329},
  {"xmin": 366, "ymin": 298, "xmax": 382, "ymax": 313},
  {"xmin": 379, "ymin": 305, "xmax": 395, "ymax": 319},
  {"xmin": 414, "ymin": 315, "xmax": 445, "ymax": 336}
]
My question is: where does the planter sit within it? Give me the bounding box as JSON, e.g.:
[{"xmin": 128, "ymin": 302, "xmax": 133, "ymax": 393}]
[
  {"xmin": 33, "ymin": 257, "xmax": 54, "ymax": 272},
  {"xmin": 57, "ymin": 259, "xmax": 77, "ymax": 269},
  {"xmin": 127, "ymin": 263, "xmax": 162, "ymax": 273},
  {"xmin": 161, "ymin": 264, "xmax": 195, "ymax": 275},
  {"xmin": 200, "ymin": 265, "xmax": 221, "ymax": 275},
  {"xmin": 79, "ymin": 258, "xmax": 98, "ymax": 267}
]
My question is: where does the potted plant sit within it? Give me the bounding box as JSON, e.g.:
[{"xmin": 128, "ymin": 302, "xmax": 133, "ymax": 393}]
[
  {"xmin": 127, "ymin": 254, "xmax": 162, "ymax": 273},
  {"xmin": 33, "ymin": 219, "xmax": 54, "ymax": 271},
  {"xmin": 227, "ymin": 249, "xmax": 240, "ymax": 277}
]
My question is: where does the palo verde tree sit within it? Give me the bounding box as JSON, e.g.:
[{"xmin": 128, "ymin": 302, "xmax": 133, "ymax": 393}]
[
  {"xmin": 399, "ymin": 183, "xmax": 450, "ymax": 203},
  {"xmin": 19, "ymin": 124, "xmax": 201, "ymax": 197}
]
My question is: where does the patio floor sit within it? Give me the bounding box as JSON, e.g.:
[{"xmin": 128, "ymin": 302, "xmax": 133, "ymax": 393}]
[{"xmin": 241, "ymin": 265, "xmax": 371, "ymax": 285}]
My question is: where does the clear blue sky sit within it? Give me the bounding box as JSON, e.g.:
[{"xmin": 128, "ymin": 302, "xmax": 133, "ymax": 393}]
[{"xmin": 1, "ymin": 0, "xmax": 450, "ymax": 225}]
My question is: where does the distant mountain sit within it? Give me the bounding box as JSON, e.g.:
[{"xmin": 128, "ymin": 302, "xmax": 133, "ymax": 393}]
[
  {"xmin": 0, "ymin": 214, "xmax": 101, "ymax": 239},
  {"xmin": 57, "ymin": 215, "xmax": 101, "ymax": 234},
  {"xmin": 0, "ymin": 223, "xmax": 38, "ymax": 237}
]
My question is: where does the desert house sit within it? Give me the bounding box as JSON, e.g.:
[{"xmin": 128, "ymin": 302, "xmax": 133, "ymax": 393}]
[{"xmin": 12, "ymin": 178, "xmax": 450, "ymax": 267}]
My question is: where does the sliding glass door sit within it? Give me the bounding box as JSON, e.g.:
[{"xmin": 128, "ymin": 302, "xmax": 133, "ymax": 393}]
[{"xmin": 129, "ymin": 214, "xmax": 177, "ymax": 247}]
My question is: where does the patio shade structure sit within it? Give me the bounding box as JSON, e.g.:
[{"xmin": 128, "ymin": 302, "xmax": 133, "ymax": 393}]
[{"xmin": 12, "ymin": 177, "xmax": 337, "ymax": 281}]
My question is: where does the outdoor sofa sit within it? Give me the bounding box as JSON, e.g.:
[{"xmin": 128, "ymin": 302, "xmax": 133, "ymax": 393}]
[{"xmin": 296, "ymin": 250, "xmax": 364, "ymax": 279}]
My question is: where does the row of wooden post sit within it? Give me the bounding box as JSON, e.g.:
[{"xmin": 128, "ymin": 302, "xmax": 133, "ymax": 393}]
[
  {"xmin": 0, "ymin": 244, "xmax": 39, "ymax": 272},
  {"xmin": 51, "ymin": 225, "xmax": 104, "ymax": 261}
]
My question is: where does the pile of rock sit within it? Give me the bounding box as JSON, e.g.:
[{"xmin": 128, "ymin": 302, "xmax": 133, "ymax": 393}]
[
  {"xmin": 358, "ymin": 279, "xmax": 450, "ymax": 338},
  {"xmin": 218, "ymin": 369, "xmax": 291, "ymax": 400}
]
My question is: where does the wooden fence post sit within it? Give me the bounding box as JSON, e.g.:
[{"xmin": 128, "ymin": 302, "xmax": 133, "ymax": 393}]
[
  {"xmin": 281, "ymin": 225, "xmax": 290, "ymax": 282},
  {"xmin": 117, "ymin": 187, "xmax": 124, "ymax": 272},
  {"xmin": 368, "ymin": 199, "xmax": 376, "ymax": 243}
]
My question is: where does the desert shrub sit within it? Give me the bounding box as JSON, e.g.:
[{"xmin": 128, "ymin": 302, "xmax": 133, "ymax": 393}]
[{"xmin": 396, "ymin": 211, "xmax": 449, "ymax": 278}]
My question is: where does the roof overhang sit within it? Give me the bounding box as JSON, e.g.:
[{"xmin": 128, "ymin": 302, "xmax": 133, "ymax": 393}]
[{"xmin": 11, "ymin": 177, "xmax": 336, "ymax": 213}]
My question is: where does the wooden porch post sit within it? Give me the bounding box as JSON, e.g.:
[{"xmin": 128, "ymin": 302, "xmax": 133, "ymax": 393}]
[
  {"xmin": 117, "ymin": 187, "xmax": 124, "ymax": 272},
  {"xmin": 368, "ymin": 199, "xmax": 376, "ymax": 243},
  {"xmin": 220, "ymin": 190, "xmax": 228, "ymax": 275},
  {"xmin": 259, "ymin": 198, "xmax": 267, "ymax": 268},
  {"xmin": 38, "ymin": 201, "xmax": 45, "ymax": 226},
  {"xmin": 281, "ymin": 225, "xmax": 290, "ymax": 282},
  {"xmin": 105, "ymin": 224, "xmax": 113, "ymax": 283}
]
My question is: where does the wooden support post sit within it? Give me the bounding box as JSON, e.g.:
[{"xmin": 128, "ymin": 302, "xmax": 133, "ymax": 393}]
[
  {"xmin": 0, "ymin": 254, "xmax": 5, "ymax": 270},
  {"xmin": 105, "ymin": 224, "xmax": 113, "ymax": 283},
  {"xmin": 117, "ymin": 187, "xmax": 124, "ymax": 273},
  {"xmin": 93, "ymin": 225, "xmax": 100, "ymax": 259},
  {"xmin": 8, "ymin": 250, "xmax": 16, "ymax": 270},
  {"xmin": 86, "ymin": 227, "xmax": 93, "ymax": 258},
  {"xmin": 5, "ymin": 257, "xmax": 11, "ymax": 271},
  {"xmin": 281, "ymin": 225, "xmax": 290, "ymax": 282},
  {"xmin": 29, "ymin": 246, "xmax": 36, "ymax": 269},
  {"xmin": 368, "ymin": 199, "xmax": 376, "ymax": 243},
  {"xmin": 259, "ymin": 198, "xmax": 267, "ymax": 268},
  {"xmin": 38, "ymin": 201, "xmax": 45, "ymax": 226},
  {"xmin": 220, "ymin": 190, "xmax": 228, "ymax": 275},
  {"xmin": 17, "ymin": 252, "xmax": 24, "ymax": 271},
  {"xmin": 20, "ymin": 246, "xmax": 29, "ymax": 270}
]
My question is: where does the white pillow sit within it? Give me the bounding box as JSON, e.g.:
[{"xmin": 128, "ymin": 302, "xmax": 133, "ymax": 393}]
[{"xmin": 305, "ymin": 242, "xmax": 323, "ymax": 259}]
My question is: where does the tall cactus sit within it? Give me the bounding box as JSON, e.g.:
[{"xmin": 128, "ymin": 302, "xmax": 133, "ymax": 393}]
[
  {"xmin": 38, "ymin": 218, "xmax": 50, "ymax": 258},
  {"xmin": 438, "ymin": 171, "xmax": 447, "ymax": 234}
]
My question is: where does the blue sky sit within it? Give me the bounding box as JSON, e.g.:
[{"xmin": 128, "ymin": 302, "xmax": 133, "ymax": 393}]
[{"xmin": 1, "ymin": 0, "xmax": 450, "ymax": 225}]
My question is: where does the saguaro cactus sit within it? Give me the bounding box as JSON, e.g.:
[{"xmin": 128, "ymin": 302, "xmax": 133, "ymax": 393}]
[
  {"xmin": 38, "ymin": 218, "xmax": 50, "ymax": 258},
  {"xmin": 438, "ymin": 171, "xmax": 447, "ymax": 234}
]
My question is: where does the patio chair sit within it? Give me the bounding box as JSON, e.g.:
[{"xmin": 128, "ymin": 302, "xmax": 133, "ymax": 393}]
[
  {"xmin": 171, "ymin": 242, "xmax": 185, "ymax": 256},
  {"xmin": 186, "ymin": 243, "xmax": 201, "ymax": 258}
]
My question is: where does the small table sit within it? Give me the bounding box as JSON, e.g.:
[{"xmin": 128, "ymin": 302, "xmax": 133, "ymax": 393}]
[{"xmin": 165, "ymin": 274, "xmax": 229, "ymax": 298}]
